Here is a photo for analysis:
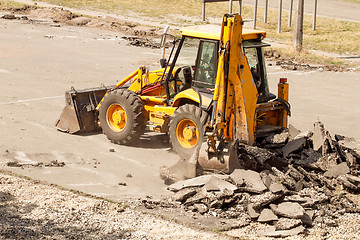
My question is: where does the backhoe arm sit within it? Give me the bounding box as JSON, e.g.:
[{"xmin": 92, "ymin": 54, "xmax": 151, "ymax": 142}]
[{"xmin": 211, "ymin": 14, "xmax": 259, "ymax": 145}]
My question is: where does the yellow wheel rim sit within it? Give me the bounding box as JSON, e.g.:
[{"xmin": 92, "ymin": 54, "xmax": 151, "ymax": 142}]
[
  {"xmin": 176, "ymin": 119, "xmax": 199, "ymax": 149},
  {"xmin": 106, "ymin": 104, "xmax": 127, "ymax": 132}
]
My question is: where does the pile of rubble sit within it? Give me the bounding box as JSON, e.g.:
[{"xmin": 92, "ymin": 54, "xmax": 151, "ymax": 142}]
[
  {"xmin": 0, "ymin": 5, "xmax": 164, "ymax": 48},
  {"xmin": 6, "ymin": 160, "xmax": 65, "ymax": 168},
  {"xmin": 121, "ymin": 36, "xmax": 161, "ymax": 49},
  {"xmin": 166, "ymin": 121, "xmax": 360, "ymax": 237},
  {"xmin": 264, "ymin": 49, "xmax": 351, "ymax": 72}
]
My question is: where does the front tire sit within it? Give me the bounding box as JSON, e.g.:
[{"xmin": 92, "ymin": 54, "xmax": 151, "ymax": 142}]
[
  {"xmin": 169, "ymin": 104, "xmax": 208, "ymax": 159},
  {"xmin": 99, "ymin": 89, "xmax": 145, "ymax": 145}
]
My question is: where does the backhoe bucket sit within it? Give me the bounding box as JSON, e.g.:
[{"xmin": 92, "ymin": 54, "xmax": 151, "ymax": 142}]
[
  {"xmin": 160, "ymin": 142, "xmax": 241, "ymax": 184},
  {"xmin": 197, "ymin": 142, "xmax": 240, "ymax": 174},
  {"xmin": 55, "ymin": 86, "xmax": 113, "ymax": 134}
]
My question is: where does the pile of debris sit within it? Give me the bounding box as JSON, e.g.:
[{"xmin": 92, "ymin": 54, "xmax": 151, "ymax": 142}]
[
  {"xmin": 165, "ymin": 121, "xmax": 360, "ymax": 237},
  {"xmin": 264, "ymin": 49, "xmax": 350, "ymax": 72},
  {"xmin": 6, "ymin": 160, "xmax": 65, "ymax": 168},
  {"xmin": 0, "ymin": 5, "xmax": 164, "ymax": 47},
  {"xmin": 121, "ymin": 36, "xmax": 161, "ymax": 49}
]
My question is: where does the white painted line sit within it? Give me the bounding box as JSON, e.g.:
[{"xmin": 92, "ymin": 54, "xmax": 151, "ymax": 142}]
[
  {"xmin": 268, "ymin": 70, "xmax": 319, "ymax": 76},
  {"xmin": 267, "ymin": 71, "xmax": 296, "ymax": 75},
  {"xmin": 295, "ymin": 70, "xmax": 318, "ymax": 75},
  {"xmin": 14, "ymin": 151, "xmax": 38, "ymax": 165},
  {"xmin": 0, "ymin": 95, "xmax": 63, "ymax": 105},
  {"xmin": 68, "ymin": 183, "xmax": 104, "ymax": 187},
  {"xmin": 0, "ymin": 69, "xmax": 11, "ymax": 73},
  {"xmin": 108, "ymin": 153, "xmax": 146, "ymax": 167}
]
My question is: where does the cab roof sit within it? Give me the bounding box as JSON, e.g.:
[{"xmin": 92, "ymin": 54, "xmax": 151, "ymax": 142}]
[{"xmin": 181, "ymin": 25, "xmax": 266, "ymax": 41}]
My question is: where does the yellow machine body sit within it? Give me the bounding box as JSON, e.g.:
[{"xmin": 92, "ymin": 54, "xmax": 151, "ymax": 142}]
[{"xmin": 56, "ymin": 14, "xmax": 289, "ymax": 174}]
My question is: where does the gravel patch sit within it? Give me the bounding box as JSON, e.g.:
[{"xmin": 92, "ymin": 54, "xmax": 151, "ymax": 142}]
[
  {"xmin": 2, "ymin": 171, "xmax": 359, "ymax": 239},
  {"xmin": 0, "ymin": 172, "xmax": 228, "ymax": 240}
]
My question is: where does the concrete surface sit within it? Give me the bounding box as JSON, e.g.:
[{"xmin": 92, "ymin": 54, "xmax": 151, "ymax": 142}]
[
  {"xmin": 0, "ymin": 18, "xmax": 178, "ymax": 200},
  {"xmin": 0, "ymin": 18, "xmax": 359, "ymax": 202},
  {"xmin": 267, "ymin": 69, "xmax": 360, "ymax": 139}
]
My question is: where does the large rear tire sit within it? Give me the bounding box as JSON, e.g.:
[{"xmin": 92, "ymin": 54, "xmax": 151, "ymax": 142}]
[
  {"xmin": 169, "ymin": 104, "xmax": 208, "ymax": 159},
  {"xmin": 99, "ymin": 89, "xmax": 146, "ymax": 145}
]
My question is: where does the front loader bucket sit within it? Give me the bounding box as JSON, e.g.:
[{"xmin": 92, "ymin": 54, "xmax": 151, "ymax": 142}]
[{"xmin": 55, "ymin": 86, "xmax": 114, "ymax": 134}]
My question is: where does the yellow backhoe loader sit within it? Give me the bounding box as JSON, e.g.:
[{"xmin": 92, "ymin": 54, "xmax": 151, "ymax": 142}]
[{"xmin": 56, "ymin": 14, "xmax": 290, "ymax": 174}]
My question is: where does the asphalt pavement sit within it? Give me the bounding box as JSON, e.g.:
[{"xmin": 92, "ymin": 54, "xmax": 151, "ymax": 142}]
[{"xmin": 0, "ymin": 17, "xmax": 359, "ymax": 202}]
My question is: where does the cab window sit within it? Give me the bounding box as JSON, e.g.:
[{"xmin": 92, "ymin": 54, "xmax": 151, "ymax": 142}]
[
  {"xmin": 193, "ymin": 40, "xmax": 218, "ymax": 90},
  {"xmin": 243, "ymin": 40, "xmax": 271, "ymax": 100}
]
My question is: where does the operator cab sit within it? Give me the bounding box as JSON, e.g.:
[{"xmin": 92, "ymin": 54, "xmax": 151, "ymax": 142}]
[{"xmin": 170, "ymin": 25, "xmax": 275, "ymax": 103}]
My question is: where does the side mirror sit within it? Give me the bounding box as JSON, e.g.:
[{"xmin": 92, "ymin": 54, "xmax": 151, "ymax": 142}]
[
  {"xmin": 160, "ymin": 26, "xmax": 170, "ymax": 68},
  {"xmin": 160, "ymin": 58, "xmax": 167, "ymax": 68},
  {"xmin": 160, "ymin": 26, "xmax": 170, "ymax": 48}
]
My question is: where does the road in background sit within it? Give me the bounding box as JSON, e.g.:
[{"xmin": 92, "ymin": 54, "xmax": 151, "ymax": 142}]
[
  {"xmin": 0, "ymin": 18, "xmax": 359, "ymax": 201},
  {"xmin": 10, "ymin": 0, "xmax": 360, "ymax": 24},
  {"xmin": 241, "ymin": 0, "xmax": 360, "ymax": 22}
]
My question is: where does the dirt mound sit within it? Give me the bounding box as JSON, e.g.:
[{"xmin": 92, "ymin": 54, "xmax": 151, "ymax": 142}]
[{"xmin": 3, "ymin": 5, "xmax": 79, "ymax": 22}]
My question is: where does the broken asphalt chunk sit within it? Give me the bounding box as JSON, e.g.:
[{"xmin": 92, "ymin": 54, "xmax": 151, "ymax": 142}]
[
  {"xmin": 269, "ymin": 182, "xmax": 286, "ymax": 193},
  {"xmin": 184, "ymin": 190, "xmax": 207, "ymax": 206},
  {"xmin": 282, "ymin": 137, "xmax": 307, "ymax": 157},
  {"xmin": 230, "ymin": 169, "xmax": 267, "ymax": 193},
  {"xmin": 247, "ymin": 203, "xmax": 260, "ymax": 219},
  {"xmin": 271, "ymin": 167, "xmax": 297, "ymax": 190},
  {"xmin": 346, "ymin": 174, "xmax": 360, "ymax": 185},
  {"xmin": 251, "ymin": 192, "xmax": 284, "ymax": 209},
  {"xmin": 258, "ymin": 225, "xmax": 305, "ymax": 237},
  {"xmin": 288, "ymin": 124, "xmax": 301, "ymax": 141},
  {"xmin": 337, "ymin": 175, "xmax": 360, "ymax": 191},
  {"xmin": 324, "ymin": 162, "xmax": 350, "ymax": 178},
  {"xmin": 270, "ymin": 202, "xmax": 305, "ymax": 219},
  {"xmin": 301, "ymin": 212, "xmax": 313, "ymax": 227},
  {"xmin": 275, "ymin": 218, "xmax": 302, "ymax": 230},
  {"xmin": 172, "ymin": 188, "xmax": 198, "ymax": 202},
  {"xmin": 193, "ymin": 203, "xmax": 208, "ymax": 214},
  {"xmin": 167, "ymin": 175, "xmax": 230, "ymax": 192},
  {"xmin": 258, "ymin": 208, "xmax": 278, "ymax": 222},
  {"xmin": 312, "ymin": 121, "xmax": 326, "ymax": 152},
  {"xmin": 2, "ymin": 14, "xmax": 17, "ymax": 20},
  {"xmin": 203, "ymin": 176, "xmax": 238, "ymax": 192},
  {"xmin": 265, "ymin": 131, "xmax": 289, "ymax": 144}
]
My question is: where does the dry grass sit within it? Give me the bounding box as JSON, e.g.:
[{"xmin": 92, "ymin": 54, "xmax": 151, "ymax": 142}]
[
  {"xmin": 341, "ymin": 0, "xmax": 360, "ymax": 4},
  {"xmin": 36, "ymin": 0, "xmax": 360, "ymax": 56},
  {"xmin": 1, "ymin": 0, "xmax": 359, "ymax": 66},
  {"xmin": 0, "ymin": 0, "xmax": 25, "ymax": 7},
  {"xmin": 269, "ymin": 47, "xmax": 347, "ymax": 66},
  {"xmin": 249, "ymin": 7, "xmax": 360, "ymax": 58}
]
